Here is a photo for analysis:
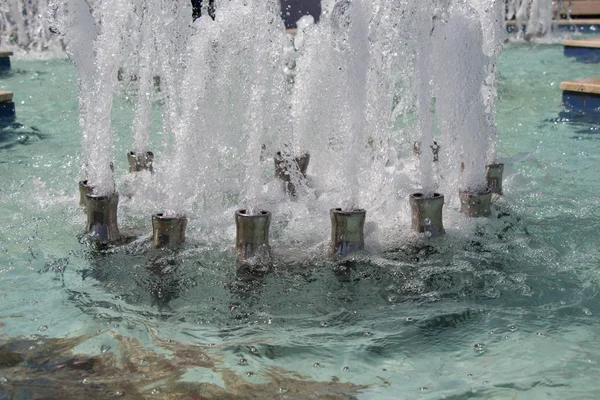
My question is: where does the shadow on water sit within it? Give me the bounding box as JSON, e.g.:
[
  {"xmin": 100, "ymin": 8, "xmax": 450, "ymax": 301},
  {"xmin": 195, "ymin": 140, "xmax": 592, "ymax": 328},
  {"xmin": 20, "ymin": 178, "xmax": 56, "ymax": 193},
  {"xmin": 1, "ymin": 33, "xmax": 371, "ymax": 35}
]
[
  {"xmin": 0, "ymin": 123, "xmax": 47, "ymax": 150},
  {"xmin": 0, "ymin": 332, "xmax": 368, "ymax": 399},
  {"xmin": 548, "ymin": 111, "xmax": 600, "ymax": 137}
]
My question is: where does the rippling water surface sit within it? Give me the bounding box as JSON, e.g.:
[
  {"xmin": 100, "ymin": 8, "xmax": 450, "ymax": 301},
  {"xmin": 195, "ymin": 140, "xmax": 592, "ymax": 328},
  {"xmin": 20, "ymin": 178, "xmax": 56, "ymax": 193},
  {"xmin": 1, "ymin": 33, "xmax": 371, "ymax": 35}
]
[{"xmin": 0, "ymin": 43, "xmax": 600, "ymax": 399}]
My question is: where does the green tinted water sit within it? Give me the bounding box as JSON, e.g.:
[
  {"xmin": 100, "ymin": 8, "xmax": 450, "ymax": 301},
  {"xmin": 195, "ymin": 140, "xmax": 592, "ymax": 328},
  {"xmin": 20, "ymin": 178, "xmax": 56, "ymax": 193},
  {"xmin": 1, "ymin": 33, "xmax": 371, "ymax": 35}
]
[{"xmin": 0, "ymin": 43, "xmax": 599, "ymax": 399}]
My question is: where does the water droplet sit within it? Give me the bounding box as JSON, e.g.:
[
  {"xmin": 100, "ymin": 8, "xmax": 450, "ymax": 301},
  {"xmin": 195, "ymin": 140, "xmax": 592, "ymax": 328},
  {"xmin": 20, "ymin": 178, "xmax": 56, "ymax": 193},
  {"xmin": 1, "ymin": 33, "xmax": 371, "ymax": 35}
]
[
  {"xmin": 342, "ymin": 366, "xmax": 349, "ymax": 372},
  {"xmin": 277, "ymin": 388, "xmax": 287, "ymax": 393},
  {"xmin": 246, "ymin": 371, "xmax": 254, "ymax": 377},
  {"xmin": 508, "ymin": 325, "xmax": 517, "ymax": 332},
  {"xmin": 82, "ymin": 378, "xmax": 90, "ymax": 384},
  {"xmin": 474, "ymin": 343, "xmax": 486, "ymax": 354},
  {"xmin": 364, "ymin": 331, "xmax": 372, "ymax": 336},
  {"xmin": 249, "ymin": 346, "xmax": 258, "ymax": 354},
  {"xmin": 313, "ymin": 363, "xmax": 321, "ymax": 368},
  {"xmin": 150, "ymin": 388, "xmax": 160, "ymax": 395},
  {"xmin": 100, "ymin": 345, "xmax": 111, "ymax": 353},
  {"xmin": 238, "ymin": 358, "xmax": 248, "ymax": 366},
  {"xmin": 319, "ymin": 321, "xmax": 328, "ymax": 327},
  {"xmin": 583, "ymin": 308, "xmax": 592, "ymax": 316},
  {"xmin": 37, "ymin": 325, "xmax": 48, "ymax": 332},
  {"xmin": 139, "ymin": 359, "xmax": 148, "ymax": 365},
  {"xmin": 420, "ymin": 387, "xmax": 428, "ymax": 391}
]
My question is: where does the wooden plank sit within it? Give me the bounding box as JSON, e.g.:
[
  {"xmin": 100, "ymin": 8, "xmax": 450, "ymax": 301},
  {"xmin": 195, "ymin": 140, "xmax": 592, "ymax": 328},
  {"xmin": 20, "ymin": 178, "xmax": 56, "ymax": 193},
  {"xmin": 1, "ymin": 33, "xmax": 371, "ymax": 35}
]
[
  {"xmin": 0, "ymin": 51, "xmax": 13, "ymax": 58},
  {"xmin": 506, "ymin": 18, "xmax": 600, "ymax": 26},
  {"xmin": 0, "ymin": 91, "xmax": 13, "ymax": 103},
  {"xmin": 561, "ymin": 0, "xmax": 600, "ymax": 16},
  {"xmin": 560, "ymin": 77, "xmax": 600, "ymax": 94},
  {"xmin": 563, "ymin": 38, "xmax": 600, "ymax": 48}
]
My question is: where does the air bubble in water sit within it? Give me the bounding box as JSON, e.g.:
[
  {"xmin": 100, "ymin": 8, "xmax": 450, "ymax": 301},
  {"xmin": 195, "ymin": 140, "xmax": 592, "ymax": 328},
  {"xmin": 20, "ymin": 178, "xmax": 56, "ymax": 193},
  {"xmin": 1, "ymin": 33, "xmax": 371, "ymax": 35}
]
[{"xmin": 474, "ymin": 343, "xmax": 486, "ymax": 354}]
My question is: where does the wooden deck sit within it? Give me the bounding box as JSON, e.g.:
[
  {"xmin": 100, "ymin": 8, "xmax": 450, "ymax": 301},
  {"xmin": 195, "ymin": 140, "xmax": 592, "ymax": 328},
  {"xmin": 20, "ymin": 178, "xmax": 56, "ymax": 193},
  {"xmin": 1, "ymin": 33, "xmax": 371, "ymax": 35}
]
[
  {"xmin": 506, "ymin": 19, "xmax": 600, "ymax": 26},
  {"xmin": 560, "ymin": 0, "xmax": 600, "ymax": 16},
  {"xmin": 563, "ymin": 38, "xmax": 600, "ymax": 48},
  {"xmin": 560, "ymin": 77, "xmax": 600, "ymax": 112},
  {"xmin": 0, "ymin": 91, "xmax": 13, "ymax": 103},
  {"xmin": 560, "ymin": 77, "xmax": 600, "ymax": 94}
]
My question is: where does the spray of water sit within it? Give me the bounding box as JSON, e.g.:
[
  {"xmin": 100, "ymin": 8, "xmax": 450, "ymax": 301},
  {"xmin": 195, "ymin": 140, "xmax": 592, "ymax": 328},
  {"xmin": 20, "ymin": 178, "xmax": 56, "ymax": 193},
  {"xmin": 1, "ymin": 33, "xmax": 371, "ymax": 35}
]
[{"xmin": 45, "ymin": 0, "xmax": 504, "ymax": 247}]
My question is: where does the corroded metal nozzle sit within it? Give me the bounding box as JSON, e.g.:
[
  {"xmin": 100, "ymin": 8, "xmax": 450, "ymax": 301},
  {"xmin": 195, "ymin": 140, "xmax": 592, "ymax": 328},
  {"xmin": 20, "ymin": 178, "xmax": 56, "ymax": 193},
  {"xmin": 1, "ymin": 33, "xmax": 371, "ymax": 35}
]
[
  {"xmin": 459, "ymin": 188, "xmax": 492, "ymax": 218},
  {"xmin": 410, "ymin": 192, "xmax": 445, "ymax": 237},
  {"xmin": 486, "ymin": 163, "xmax": 504, "ymax": 194}
]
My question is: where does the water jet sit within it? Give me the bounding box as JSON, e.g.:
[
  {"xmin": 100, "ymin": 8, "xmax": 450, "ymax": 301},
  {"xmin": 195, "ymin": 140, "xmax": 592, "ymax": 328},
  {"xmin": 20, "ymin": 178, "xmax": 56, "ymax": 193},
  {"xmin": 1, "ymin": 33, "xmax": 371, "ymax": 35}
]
[
  {"xmin": 330, "ymin": 208, "xmax": 366, "ymax": 257},
  {"xmin": 409, "ymin": 193, "xmax": 445, "ymax": 237},
  {"xmin": 274, "ymin": 152, "xmax": 310, "ymax": 196},
  {"xmin": 152, "ymin": 213, "xmax": 187, "ymax": 249},
  {"xmin": 85, "ymin": 192, "xmax": 120, "ymax": 243},
  {"xmin": 459, "ymin": 188, "xmax": 492, "ymax": 218}
]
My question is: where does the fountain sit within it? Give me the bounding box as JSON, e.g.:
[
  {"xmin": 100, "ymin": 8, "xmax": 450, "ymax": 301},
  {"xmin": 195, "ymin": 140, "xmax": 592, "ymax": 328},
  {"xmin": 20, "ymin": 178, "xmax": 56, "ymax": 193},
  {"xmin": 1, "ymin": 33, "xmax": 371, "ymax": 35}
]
[{"xmin": 16, "ymin": 1, "xmax": 600, "ymax": 399}]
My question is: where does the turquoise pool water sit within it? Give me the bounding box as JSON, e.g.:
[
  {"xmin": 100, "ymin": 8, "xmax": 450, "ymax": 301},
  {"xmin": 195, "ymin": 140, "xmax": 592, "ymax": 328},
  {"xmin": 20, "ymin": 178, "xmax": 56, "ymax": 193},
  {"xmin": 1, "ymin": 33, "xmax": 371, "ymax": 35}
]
[{"xmin": 0, "ymin": 43, "xmax": 599, "ymax": 399}]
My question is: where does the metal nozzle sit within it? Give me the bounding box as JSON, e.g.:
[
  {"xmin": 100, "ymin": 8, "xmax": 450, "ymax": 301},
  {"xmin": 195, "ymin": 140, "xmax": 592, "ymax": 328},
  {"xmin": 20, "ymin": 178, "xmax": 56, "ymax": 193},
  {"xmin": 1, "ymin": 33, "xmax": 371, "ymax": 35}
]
[
  {"xmin": 152, "ymin": 213, "xmax": 187, "ymax": 249},
  {"xmin": 127, "ymin": 151, "xmax": 154, "ymax": 173},
  {"xmin": 459, "ymin": 189, "xmax": 492, "ymax": 217},
  {"xmin": 330, "ymin": 208, "xmax": 366, "ymax": 256},
  {"xmin": 410, "ymin": 192, "xmax": 445, "ymax": 237},
  {"xmin": 274, "ymin": 152, "xmax": 310, "ymax": 197},
  {"xmin": 486, "ymin": 163, "xmax": 504, "ymax": 194},
  {"xmin": 85, "ymin": 191, "xmax": 120, "ymax": 242},
  {"xmin": 235, "ymin": 209, "xmax": 272, "ymax": 264}
]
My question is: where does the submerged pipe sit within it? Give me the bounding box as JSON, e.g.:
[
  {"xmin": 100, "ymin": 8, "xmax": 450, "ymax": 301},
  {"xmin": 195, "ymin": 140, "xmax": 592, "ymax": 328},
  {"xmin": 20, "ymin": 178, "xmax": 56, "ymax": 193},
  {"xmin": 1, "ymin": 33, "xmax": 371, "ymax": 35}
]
[
  {"xmin": 152, "ymin": 213, "xmax": 187, "ymax": 249},
  {"xmin": 274, "ymin": 152, "xmax": 310, "ymax": 196},
  {"xmin": 459, "ymin": 188, "xmax": 492, "ymax": 217},
  {"xmin": 127, "ymin": 151, "xmax": 154, "ymax": 173},
  {"xmin": 410, "ymin": 192, "xmax": 445, "ymax": 237},
  {"xmin": 235, "ymin": 209, "xmax": 271, "ymax": 264},
  {"xmin": 85, "ymin": 192, "xmax": 120, "ymax": 242},
  {"xmin": 486, "ymin": 163, "xmax": 504, "ymax": 194},
  {"xmin": 78, "ymin": 180, "xmax": 94, "ymax": 208},
  {"xmin": 330, "ymin": 208, "xmax": 366, "ymax": 256}
]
